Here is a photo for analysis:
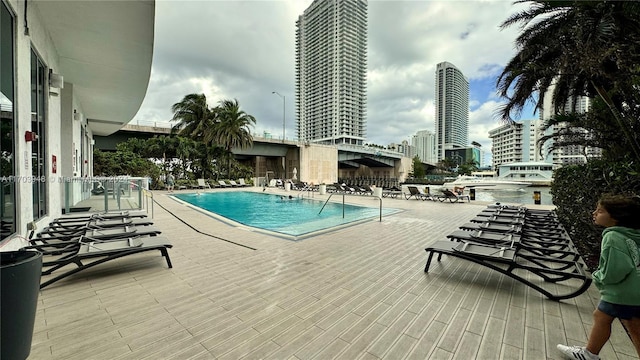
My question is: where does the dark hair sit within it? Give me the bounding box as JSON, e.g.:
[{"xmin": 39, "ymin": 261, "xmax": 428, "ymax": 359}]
[{"xmin": 598, "ymin": 194, "xmax": 640, "ymax": 229}]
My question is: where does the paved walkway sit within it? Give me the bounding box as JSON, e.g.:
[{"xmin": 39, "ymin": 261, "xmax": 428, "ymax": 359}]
[{"xmin": 31, "ymin": 188, "xmax": 638, "ymax": 359}]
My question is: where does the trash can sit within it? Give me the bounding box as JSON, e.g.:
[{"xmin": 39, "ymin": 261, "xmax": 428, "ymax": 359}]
[
  {"xmin": 533, "ymin": 191, "xmax": 541, "ymax": 205},
  {"xmin": 1, "ymin": 250, "xmax": 43, "ymax": 360}
]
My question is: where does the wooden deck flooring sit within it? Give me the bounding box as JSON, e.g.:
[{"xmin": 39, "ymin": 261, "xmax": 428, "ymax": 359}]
[{"xmin": 30, "ymin": 188, "xmax": 639, "ymax": 359}]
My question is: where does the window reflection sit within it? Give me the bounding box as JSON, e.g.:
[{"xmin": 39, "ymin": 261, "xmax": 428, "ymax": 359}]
[
  {"xmin": 31, "ymin": 49, "xmax": 47, "ymax": 220},
  {"xmin": 1, "ymin": 2, "xmax": 15, "ymax": 241}
]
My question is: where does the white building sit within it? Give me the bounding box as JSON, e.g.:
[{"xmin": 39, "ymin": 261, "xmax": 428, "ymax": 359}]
[
  {"xmin": 498, "ymin": 162, "xmax": 554, "ymax": 186},
  {"xmin": 435, "ymin": 61, "xmax": 469, "ymax": 162},
  {"xmin": 488, "ymin": 121, "xmax": 556, "ymax": 185},
  {"xmin": 489, "ymin": 122, "xmax": 524, "ymax": 170},
  {"xmin": 395, "ymin": 140, "xmax": 414, "ymax": 159},
  {"xmin": 526, "ymin": 119, "xmax": 548, "ymax": 162},
  {"xmin": 295, "ymin": 0, "xmax": 368, "ymax": 145},
  {"xmin": 1, "ymin": 1, "xmax": 154, "ymax": 242},
  {"xmin": 489, "ymin": 118, "xmax": 556, "ymax": 170},
  {"xmin": 539, "ymin": 84, "xmax": 601, "ymax": 165},
  {"xmin": 411, "ymin": 130, "xmax": 436, "ymax": 165}
]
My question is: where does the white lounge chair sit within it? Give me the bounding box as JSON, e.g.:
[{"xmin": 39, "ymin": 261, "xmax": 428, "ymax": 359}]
[
  {"xmin": 197, "ymin": 179, "xmax": 211, "ymax": 189},
  {"xmin": 218, "ymin": 180, "xmax": 230, "ymax": 188},
  {"xmin": 228, "ymin": 180, "xmax": 240, "ymax": 187},
  {"xmin": 238, "ymin": 179, "xmax": 251, "ymax": 187}
]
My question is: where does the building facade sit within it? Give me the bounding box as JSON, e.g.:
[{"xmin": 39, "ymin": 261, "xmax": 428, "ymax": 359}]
[
  {"xmin": 471, "ymin": 141, "xmax": 489, "ymax": 169},
  {"xmin": 295, "ymin": 0, "xmax": 368, "ymax": 146},
  {"xmin": 0, "ymin": 0, "xmax": 154, "ymax": 243},
  {"xmin": 489, "ymin": 118, "xmax": 558, "ymax": 171},
  {"xmin": 489, "ymin": 122, "xmax": 525, "ymax": 171},
  {"xmin": 411, "ymin": 129, "xmax": 436, "ymax": 165},
  {"xmin": 394, "ymin": 140, "xmax": 414, "ymax": 159},
  {"xmin": 539, "ymin": 84, "xmax": 601, "ymax": 166},
  {"xmin": 435, "ymin": 61, "xmax": 469, "ymax": 162}
]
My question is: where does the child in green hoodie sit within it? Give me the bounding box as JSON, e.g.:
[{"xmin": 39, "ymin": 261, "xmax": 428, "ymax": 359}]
[{"xmin": 558, "ymin": 194, "xmax": 640, "ymax": 360}]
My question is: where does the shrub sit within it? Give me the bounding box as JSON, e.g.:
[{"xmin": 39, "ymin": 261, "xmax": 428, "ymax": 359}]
[{"xmin": 551, "ymin": 159, "xmax": 640, "ymax": 270}]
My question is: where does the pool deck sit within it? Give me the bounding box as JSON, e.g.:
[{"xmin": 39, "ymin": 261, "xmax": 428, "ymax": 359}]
[{"xmin": 31, "ymin": 187, "xmax": 638, "ymax": 359}]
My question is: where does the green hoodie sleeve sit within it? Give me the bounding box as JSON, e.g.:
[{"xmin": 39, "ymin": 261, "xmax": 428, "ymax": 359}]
[
  {"xmin": 593, "ymin": 231, "xmax": 636, "ymax": 287},
  {"xmin": 592, "ymin": 227, "xmax": 640, "ymax": 305}
]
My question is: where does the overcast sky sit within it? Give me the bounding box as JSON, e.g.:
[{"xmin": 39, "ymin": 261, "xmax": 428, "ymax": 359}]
[{"xmin": 132, "ymin": 0, "xmax": 537, "ymax": 152}]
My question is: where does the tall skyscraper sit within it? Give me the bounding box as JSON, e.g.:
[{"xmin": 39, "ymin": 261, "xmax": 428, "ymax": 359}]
[
  {"xmin": 435, "ymin": 61, "xmax": 469, "ymax": 161},
  {"xmin": 295, "ymin": 0, "xmax": 368, "ymax": 145}
]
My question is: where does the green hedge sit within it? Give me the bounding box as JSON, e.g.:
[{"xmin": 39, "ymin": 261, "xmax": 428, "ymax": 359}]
[{"xmin": 551, "ymin": 159, "xmax": 640, "ymax": 270}]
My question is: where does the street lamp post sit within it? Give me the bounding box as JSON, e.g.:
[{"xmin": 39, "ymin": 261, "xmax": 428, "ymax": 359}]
[{"xmin": 272, "ymin": 91, "xmax": 285, "ymax": 142}]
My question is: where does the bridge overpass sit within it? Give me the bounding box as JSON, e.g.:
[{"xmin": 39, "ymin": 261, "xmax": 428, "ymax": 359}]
[{"xmin": 95, "ymin": 124, "xmax": 429, "ymax": 184}]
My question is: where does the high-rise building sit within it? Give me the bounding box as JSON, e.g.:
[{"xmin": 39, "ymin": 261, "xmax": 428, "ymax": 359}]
[
  {"xmin": 411, "ymin": 130, "xmax": 436, "ymax": 165},
  {"xmin": 435, "ymin": 61, "xmax": 469, "ymax": 161},
  {"xmin": 295, "ymin": 0, "xmax": 368, "ymax": 145},
  {"xmin": 489, "ymin": 118, "xmax": 555, "ymax": 170},
  {"xmin": 489, "ymin": 122, "xmax": 525, "ymax": 169},
  {"xmin": 539, "ymin": 83, "xmax": 600, "ymax": 165}
]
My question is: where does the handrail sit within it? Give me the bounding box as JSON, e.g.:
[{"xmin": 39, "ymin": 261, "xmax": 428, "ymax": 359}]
[
  {"xmin": 127, "ymin": 180, "xmax": 154, "ymax": 218},
  {"xmin": 142, "ymin": 188, "xmax": 154, "ymax": 218},
  {"xmin": 319, "ymin": 193, "xmax": 334, "ymax": 215},
  {"xmin": 319, "ymin": 192, "xmax": 346, "ymax": 218},
  {"xmin": 319, "ymin": 192, "xmax": 384, "ymax": 222}
]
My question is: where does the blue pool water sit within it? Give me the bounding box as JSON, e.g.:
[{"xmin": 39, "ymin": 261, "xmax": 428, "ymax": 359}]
[{"xmin": 173, "ymin": 191, "xmax": 399, "ymax": 238}]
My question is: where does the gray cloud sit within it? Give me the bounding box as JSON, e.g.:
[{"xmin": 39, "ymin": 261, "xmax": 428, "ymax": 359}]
[{"xmin": 133, "ymin": 0, "xmax": 531, "ymax": 153}]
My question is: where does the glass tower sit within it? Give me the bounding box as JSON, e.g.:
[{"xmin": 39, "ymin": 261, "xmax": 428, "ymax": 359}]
[{"xmin": 435, "ymin": 61, "xmax": 469, "ymax": 161}]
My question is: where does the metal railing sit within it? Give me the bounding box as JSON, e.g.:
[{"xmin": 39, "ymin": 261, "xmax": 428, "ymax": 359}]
[
  {"xmin": 318, "ymin": 192, "xmax": 383, "ymax": 222},
  {"xmin": 62, "ymin": 176, "xmax": 151, "ymax": 214},
  {"xmin": 142, "ymin": 188, "xmax": 154, "ymax": 218},
  {"xmin": 319, "ymin": 193, "xmax": 344, "ymax": 217}
]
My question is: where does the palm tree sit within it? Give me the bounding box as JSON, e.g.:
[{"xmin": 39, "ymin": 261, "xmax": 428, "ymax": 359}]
[
  {"xmin": 496, "ymin": 0, "xmax": 640, "ymax": 160},
  {"xmin": 170, "ymin": 93, "xmax": 216, "ymax": 141},
  {"xmin": 175, "ymin": 136, "xmax": 197, "ymax": 179},
  {"xmin": 206, "ymin": 99, "xmax": 256, "ymax": 177},
  {"xmin": 191, "ymin": 141, "xmax": 224, "ymax": 179},
  {"xmin": 437, "ymin": 158, "xmax": 457, "ymax": 173},
  {"xmin": 147, "ymin": 135, "xmax": 175, "ymax": 177}
]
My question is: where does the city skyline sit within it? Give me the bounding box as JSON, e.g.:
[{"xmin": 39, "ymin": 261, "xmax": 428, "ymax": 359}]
[{"xmin": 131, "ymin": 0, "xmax": 537, "ymax": 152}]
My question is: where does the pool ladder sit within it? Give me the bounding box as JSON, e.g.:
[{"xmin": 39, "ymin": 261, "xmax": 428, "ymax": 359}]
[{"xmin": 318, "ymin": 193, "xmax": 383, "ymax": 222}]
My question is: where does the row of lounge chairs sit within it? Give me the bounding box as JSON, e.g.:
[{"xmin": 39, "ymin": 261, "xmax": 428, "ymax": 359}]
[
  {"xmin": 327, "ymin": 183, "xmax": 375, "ymax": 195},
  {"xmin": 404, "ymin": 186, "xmax": 470, "ymax": 203},
  {"xmin": 424, "ymin": 205, "xmax": 592, "ymax": 301},
  {"xmin": 23, "ymin": 211, "xmax": 173, "ymax": 289},
  {"xmin": 178, "ymin": 179, "xmax": 251, "ymax": 190},
  {"xmin": 215, "ymin": 179, "xmax": 251, "ymax": 188}
]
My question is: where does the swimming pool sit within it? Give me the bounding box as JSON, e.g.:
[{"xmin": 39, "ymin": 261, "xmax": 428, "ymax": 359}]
[{"xmin": 173, "ymin": 191, "xmax": 399, "ymax": 239}]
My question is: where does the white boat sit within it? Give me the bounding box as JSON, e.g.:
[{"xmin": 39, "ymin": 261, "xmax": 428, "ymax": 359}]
[{"xmin": 443, "ymin": 175, "xmax": 531, "ymax": 191}]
